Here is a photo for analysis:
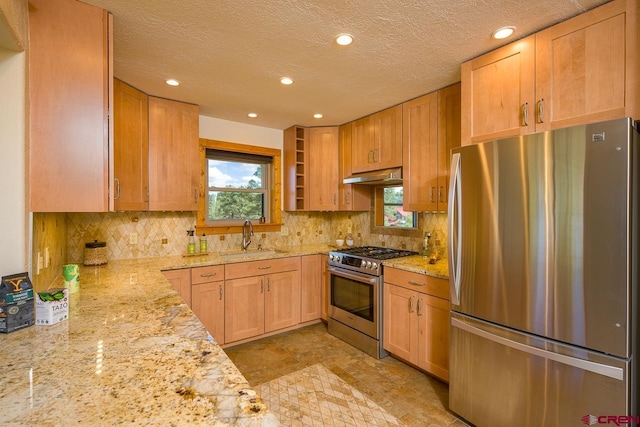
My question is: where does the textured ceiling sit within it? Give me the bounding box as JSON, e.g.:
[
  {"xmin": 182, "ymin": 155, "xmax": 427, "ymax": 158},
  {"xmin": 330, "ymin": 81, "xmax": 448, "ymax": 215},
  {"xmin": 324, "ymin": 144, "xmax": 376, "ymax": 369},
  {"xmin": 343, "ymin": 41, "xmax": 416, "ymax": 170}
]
[{"xmin": 83, "ymin": 0, "xmax": 609, "ymax": 130}]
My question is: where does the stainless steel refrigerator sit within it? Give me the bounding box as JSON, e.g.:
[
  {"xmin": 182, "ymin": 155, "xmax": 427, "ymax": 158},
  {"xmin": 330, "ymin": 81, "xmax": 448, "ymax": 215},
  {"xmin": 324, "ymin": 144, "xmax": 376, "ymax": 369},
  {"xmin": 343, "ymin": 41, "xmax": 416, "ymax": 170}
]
[{"xmin": 447, "ymin": 118, "xmax": 639, "ymax": 426}]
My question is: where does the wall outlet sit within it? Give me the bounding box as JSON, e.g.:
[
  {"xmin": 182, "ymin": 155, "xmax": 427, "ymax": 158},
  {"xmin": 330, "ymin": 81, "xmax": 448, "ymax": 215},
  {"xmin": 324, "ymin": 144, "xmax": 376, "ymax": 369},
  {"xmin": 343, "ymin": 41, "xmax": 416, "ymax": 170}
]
[
  {"xmin": 129, "ymin": 232, "xmax": 138, "ymax": 245},
  {"xmin": 36, "ymin": 252, "xmax": 43, "ymax": 275},
  {"xmin": 281, "ymin": 227, "xmax": 289, "ymax": 236},
  {"xmin": 129, "ymin": 273, "xmax": 138, "ymax": 285},
  {"xmin": 44, "ymin": 247, "xmax": 50, "ymax": 268}
]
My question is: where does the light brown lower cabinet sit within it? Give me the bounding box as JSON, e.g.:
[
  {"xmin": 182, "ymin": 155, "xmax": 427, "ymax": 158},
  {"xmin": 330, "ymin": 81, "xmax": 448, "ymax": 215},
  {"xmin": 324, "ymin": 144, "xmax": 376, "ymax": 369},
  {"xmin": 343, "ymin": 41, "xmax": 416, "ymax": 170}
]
[
  {"xmin": 191, "ymin": 265, "xmax": 225, "ymax": 344},
  {"xmin": 162, "ymin": 268, "xmax": 191, "ymax": 307},
  {"xmin": 300, "ymin": 254, "xmax": 322, "ymax": 322},
  {"xmin": 383, "ymin": 267, "xmax": 450, "ymax": 382},
  {"xmin": 224, "ymin": 257, "xmax": 301, "ymax": 344}
]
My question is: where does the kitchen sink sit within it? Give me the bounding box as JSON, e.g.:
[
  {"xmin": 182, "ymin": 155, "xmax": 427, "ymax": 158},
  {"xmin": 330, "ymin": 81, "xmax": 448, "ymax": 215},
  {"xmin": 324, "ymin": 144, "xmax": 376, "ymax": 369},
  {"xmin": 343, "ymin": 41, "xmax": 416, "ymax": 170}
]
[{"xmin": 218, "ymin": 249, "xmax": 287, "ymax": 259}]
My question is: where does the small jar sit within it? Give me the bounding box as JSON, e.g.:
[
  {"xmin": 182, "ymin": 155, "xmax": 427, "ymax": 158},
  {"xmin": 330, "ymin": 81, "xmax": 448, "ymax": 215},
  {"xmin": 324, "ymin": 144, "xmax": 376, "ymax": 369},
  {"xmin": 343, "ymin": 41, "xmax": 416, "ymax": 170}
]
[
  {"xmin": 345, "ymin": 233, "xmax": 354, "ymax": 247},
  {"xmin": 84, "ymin": 240, "xmax": 108, "ymax": 266}
]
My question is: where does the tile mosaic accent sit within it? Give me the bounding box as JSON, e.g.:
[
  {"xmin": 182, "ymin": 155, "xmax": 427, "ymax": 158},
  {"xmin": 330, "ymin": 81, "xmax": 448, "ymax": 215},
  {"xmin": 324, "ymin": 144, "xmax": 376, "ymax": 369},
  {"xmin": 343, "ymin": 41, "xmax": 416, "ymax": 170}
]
[
  {"xmin": 257, "ymin": 364, "xmax": 402, "ymax": 426},
  {"xmin": 65, "ymin": 210, "xmax": 449, "ymax": 263}
]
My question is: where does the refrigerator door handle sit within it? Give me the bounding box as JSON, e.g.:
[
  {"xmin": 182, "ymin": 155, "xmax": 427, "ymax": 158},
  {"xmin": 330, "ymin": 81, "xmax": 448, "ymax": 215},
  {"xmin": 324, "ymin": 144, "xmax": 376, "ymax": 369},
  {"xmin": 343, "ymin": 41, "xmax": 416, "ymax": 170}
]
[
  {"xmin": 451, "ymin": 317, "xmax": 624, "ymax": 381},
  {"xmin": 448, "ymin": 152, "xmax": 462, "ymax": 305}
]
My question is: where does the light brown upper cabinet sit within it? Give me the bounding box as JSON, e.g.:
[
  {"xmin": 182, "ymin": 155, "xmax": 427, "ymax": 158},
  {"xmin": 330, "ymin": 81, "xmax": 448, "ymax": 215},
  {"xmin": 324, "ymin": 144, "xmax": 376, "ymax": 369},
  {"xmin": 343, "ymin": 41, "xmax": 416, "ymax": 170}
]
[
  {"xmin": 351, "ymin": 105, "xmax": 403, "ymax": 173},
  {"xmin": 283, "ymin": 126, "xmax": 309, "ymax": 211},
  {"xmin": 29, "ymin": 0, "xmax": 112, "ymax": 212},
  {"xmin": 338, "ymin": 123, "xmax": 370, "ymax": 211},
  {"xmin": 113, "ymin": 79, "xmax": 149, "ymax": 211},
  {"xmin": 403, "ymin": 84, "xmax": 461, "ymax": 212},
  {"xmin": 308, "ymin": 127, "xmax": 339, "ymax": 211},
  {"xmin": 462, "ymin": 0, "xmax": 640, "ymax": 145},
  {"xmin": 148, "ymin": 97, "xmax": 200, "ymax": 211}
]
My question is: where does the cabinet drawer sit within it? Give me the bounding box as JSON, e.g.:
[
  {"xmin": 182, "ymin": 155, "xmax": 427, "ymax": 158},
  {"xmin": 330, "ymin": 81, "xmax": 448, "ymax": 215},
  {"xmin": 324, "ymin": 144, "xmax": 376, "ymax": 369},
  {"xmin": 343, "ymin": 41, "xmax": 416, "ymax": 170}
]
[
  {"xmin": 191, "ymin": 265, "xmax": 224, "ymax": 284},
  {"xmin": 384, "ymin": 267, "xmax": 449, "ymax": 300},
  {"xmin": 225, "ymin": 256, "xmax": 300, "ymax": 280}
]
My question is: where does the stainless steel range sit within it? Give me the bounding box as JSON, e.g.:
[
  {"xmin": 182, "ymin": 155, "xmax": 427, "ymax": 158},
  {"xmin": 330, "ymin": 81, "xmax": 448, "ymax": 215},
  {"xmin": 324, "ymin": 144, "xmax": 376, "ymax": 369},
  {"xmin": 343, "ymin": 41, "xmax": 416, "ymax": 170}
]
[{"xmin": 327, "ymin": 246, "xmax": 417, "ymax": 358}]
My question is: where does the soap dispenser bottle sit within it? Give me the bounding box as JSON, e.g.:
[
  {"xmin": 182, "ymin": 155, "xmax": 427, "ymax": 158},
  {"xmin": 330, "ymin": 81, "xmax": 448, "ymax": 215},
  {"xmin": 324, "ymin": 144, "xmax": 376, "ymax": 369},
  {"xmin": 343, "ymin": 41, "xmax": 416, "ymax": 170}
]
[
  {"xmin": 187, "ymin": 229, "xmax": 196, "ymax": 254},
  {"xmin": 422, "ymin": 232, "xmax": 431, "ymax": 258}
]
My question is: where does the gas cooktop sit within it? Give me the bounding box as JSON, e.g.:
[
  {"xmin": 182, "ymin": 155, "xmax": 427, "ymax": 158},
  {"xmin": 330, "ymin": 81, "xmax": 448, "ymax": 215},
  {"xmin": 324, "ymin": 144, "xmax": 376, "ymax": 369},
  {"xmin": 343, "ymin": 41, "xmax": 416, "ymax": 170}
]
[{"xmin": 331, "ymin": 246, "xmax": 418, "ymax": 260}]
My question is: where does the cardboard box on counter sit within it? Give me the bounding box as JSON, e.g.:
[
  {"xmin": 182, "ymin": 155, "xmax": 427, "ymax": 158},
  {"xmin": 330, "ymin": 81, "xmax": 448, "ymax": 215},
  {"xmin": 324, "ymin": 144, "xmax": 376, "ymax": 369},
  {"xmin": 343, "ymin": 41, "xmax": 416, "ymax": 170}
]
[
  {"xmin": 0, "ymin": 272, "xmax": 35, "ymax": 333},
  {"xmin": 36, "ymin": 288, "xmax": 69, "ymax": 326}
]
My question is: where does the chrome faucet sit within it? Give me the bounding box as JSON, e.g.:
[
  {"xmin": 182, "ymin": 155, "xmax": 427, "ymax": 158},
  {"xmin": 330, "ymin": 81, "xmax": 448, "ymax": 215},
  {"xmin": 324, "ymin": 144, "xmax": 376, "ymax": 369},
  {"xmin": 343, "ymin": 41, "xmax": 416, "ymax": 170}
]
[{"xmin": 242, "ymin": 219, "xmax": 254, "ymax": 251}]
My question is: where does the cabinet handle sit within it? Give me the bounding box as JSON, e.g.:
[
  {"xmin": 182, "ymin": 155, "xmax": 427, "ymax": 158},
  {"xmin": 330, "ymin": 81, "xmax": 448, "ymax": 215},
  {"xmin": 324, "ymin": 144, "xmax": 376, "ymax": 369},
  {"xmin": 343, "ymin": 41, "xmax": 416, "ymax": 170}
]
[
  {"xmin": 368, "ymin": 150, "xmax": 373, "ymax": 164},
  {"xmin": 439, "ymin": 186, "xmax": 444, "ymax": 203},
  {"xmin": 409, "ymin": 295, "xmax": 415, "ymax": 313},
  {"xmin": 145, "ymin": 186, "xmax": 149, "ymax": 203},
  {"xmin": 373, "ymin": 149, "xmax": 378, "ymax": 163},
  {"xmin": 114, "ymin": 178, "xmax": 121, "ymax": 200},
  {"xmin": 194, "ymin": 189, "xmax": 198, "ymax": 204},
  {"xmin": 408, "ymin": 279, "xmax": 426, "ymax": 287},
  {"xmin": 333, "ymin": 193, "xmax": 337, "ymax": 205},
  {"xmin": 345, "ymin": 191, "xmax": 350, "ymax": 205},
  {"xmin": 267, "ymin": 277, "xmax": 271, "ymax": 292},
  {"xmin": 522, "ymin": 102, "xmax": 529, "ymax": 127},
  {"xmin": 261, "ymin": 279, "xmax": 264, "ymax": 293},
  {"xmin": 537, "ymin": 98, "xmax": 544, "ymax": 124},
  {"xmin": 417, "ymin": 297, "xmax": 423, "ymax": 316},
  {"xmin": 200, "ymin": 273, "xmax": 216, "ymax": 278},
  {"xmin": 258, "ymin": 266, "xmax": 272, "ymax": 270},
  {"xmin": 218, "ymin": 284, "xmax": 223, "ymax": 301},
  {"xmin": 430, "ymin": 187, "xmax": 435, "ymax": 203}
]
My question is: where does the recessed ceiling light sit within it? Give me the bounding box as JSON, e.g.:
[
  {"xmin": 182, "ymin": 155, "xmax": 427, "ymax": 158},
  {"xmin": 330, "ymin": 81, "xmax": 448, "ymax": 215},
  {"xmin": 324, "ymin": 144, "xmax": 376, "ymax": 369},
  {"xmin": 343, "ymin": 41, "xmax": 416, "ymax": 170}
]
[
  {"xmin": 336, "ymin": 34, "xmax": 354, "ymax": 46},
  {"xmin": 165, "ymin": 78, "xmax": 180, "ymax": 86},
  {"xmin": 492, "ymin": 26, "xmax": 516, "ymax": 40},
  {"xmin": 280, "ymin": 77, "xmax": 294, "ymax": 85},
  {"xmin": 248, "ymin": 113, "xmax": 258, "ymax": 118},
  {"xmin": 313, "ymin": 113, "xmax": 323, "ymax": 119}
]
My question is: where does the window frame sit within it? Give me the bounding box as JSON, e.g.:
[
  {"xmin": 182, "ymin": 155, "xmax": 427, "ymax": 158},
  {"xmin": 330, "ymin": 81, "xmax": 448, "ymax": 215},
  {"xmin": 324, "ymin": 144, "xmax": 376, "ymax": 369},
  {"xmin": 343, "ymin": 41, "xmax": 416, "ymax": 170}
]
[
  {"xmin": 370, "ymin": 185, "xmax": 422, "ymax": 238},
  {"xmin": 197, "ymin": 139, "xmax": 282, "ymax": 235}
]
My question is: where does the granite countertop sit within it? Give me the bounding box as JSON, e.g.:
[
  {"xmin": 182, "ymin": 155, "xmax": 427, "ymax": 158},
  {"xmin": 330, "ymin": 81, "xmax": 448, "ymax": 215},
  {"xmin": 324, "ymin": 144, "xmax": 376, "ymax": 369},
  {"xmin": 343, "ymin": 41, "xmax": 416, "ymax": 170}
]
[
  {"xmin": 382, "ymin": 255, "xmax": 449, "ymax": 280},
  {"xmin": 0, "ymin": 257, "xmax": 280, "ymax": 426},
  {"xmin": 0, "ymin": 244, "xmax": 443, "ymax": 425}
]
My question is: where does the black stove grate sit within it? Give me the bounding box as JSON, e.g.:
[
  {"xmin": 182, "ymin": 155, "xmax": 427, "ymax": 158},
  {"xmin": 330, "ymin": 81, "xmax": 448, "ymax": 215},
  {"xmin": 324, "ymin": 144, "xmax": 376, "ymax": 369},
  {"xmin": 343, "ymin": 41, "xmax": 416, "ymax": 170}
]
[{"xmin": 333, "ymin": 246, "xmax": 417, "ymax": 260}]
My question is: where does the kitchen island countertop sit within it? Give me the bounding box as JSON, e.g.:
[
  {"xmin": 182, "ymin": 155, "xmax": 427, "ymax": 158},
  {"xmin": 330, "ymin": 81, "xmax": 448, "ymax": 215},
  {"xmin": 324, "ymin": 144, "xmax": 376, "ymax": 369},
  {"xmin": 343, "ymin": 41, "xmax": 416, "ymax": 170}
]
[{"xmin": 0, "ymin": 256, "xmax": 279, "ymax": 426}]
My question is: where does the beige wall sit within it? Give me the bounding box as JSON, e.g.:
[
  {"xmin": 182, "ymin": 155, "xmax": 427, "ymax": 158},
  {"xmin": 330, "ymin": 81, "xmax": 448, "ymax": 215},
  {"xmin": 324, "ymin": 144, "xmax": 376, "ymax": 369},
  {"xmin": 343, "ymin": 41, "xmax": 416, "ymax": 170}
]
[{"xmin": 0, "ymin": 0, "xmax": 28, "ymax": 278}]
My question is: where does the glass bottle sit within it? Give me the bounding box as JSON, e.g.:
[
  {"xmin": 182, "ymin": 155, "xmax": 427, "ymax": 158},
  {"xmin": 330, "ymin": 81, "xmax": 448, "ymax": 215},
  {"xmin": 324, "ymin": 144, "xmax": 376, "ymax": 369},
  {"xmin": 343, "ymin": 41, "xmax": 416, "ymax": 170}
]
[
  {"xmin": 422, "ymin": 232, "xmax": 431, "ymax": 258},
  {"xmin": 187, "ymin": 229, "xmax": 196, "ymax": 254},
  {"xmin": 199, "ymin": 234, "xmax": 208, "ymax": 253}
]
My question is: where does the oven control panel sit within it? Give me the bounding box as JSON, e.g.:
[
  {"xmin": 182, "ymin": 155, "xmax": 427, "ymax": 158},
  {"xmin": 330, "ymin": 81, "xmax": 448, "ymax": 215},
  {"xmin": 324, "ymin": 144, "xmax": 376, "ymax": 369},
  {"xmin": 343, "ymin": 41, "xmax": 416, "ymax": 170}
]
[{"xmin": 328, "ymin": 254, "xmax": 379, "ymax": 273}]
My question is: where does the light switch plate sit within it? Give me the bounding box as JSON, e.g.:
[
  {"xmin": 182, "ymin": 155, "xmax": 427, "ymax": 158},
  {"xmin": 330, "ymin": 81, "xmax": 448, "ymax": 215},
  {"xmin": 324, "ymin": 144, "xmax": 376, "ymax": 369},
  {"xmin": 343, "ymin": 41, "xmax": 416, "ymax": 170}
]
[{"xmin": 130, "ymin": 232, "xmax": 138, "ymax": 245}]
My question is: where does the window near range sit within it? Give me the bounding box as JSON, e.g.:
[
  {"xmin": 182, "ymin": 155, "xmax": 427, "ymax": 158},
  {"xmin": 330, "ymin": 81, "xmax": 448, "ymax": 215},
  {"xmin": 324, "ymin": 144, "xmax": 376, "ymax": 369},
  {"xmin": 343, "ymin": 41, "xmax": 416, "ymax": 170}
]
[
  {"xmin": 380, "ymin": 186, "xmax": 416, "ymax": 228},
  {"xmin": 205, "ymin": 149, "xmax": 272, "ymax": 223}
]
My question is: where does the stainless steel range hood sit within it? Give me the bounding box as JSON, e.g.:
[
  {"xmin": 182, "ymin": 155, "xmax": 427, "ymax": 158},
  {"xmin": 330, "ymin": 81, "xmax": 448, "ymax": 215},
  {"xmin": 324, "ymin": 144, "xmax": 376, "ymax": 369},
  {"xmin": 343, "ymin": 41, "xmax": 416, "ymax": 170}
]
[{"xmin": 342, "ymin": 167, "xmax": 402, "ymax": 185}]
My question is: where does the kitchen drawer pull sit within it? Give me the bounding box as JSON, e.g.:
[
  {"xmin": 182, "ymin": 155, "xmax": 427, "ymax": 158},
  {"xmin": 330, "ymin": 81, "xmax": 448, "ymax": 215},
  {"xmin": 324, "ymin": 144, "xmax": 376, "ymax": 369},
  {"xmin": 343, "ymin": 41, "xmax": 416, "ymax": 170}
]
[
  {"xmin": 258, "ymin": 266, "xmax": 272, "ymax": 270},
  {"xmin": 409, "ymin": 295, "xmax": 415, "ymax": 313},
  {"xmin": 200, "ymin": 273, "xmax": 216, "ymax": 278},
  {"xmin": 417, "ymin": 297, "xmax": 423, "ymax": 316},
  {"xmin": 408, "ymin": 279, "xmax": 426, "ymax": 287},
  {"xmin": 522, "ymin": 102, "xmax": 529, "ymax": 127}
]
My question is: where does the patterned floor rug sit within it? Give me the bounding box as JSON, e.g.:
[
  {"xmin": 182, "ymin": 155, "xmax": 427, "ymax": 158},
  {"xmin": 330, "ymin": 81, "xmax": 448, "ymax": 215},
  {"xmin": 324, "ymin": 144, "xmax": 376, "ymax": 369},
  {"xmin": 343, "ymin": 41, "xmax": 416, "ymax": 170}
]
[{"xmin": 256, "ymin": 364, "xmax": 403, "ymax": 426}]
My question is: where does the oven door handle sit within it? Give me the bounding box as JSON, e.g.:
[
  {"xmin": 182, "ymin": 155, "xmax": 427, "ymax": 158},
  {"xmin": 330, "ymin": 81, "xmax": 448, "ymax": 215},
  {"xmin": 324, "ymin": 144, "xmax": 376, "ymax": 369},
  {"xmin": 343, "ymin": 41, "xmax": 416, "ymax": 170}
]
[{"xmin": 328, "ymin": 267, "xmax": 378, "ymax": 284}]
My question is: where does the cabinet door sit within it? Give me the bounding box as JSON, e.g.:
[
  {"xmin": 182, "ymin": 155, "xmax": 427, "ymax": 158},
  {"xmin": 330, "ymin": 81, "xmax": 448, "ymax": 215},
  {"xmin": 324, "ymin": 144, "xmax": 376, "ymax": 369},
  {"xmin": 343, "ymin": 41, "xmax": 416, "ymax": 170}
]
[
  {"xmin": 417, "ymin": 294, "xmax": 450, "ymax": 382},
  {"xmin": 309, "ymin": 127, "xmax": 339, "ymax": 210},
  {"xmin": 402, "ymin": 93, "xmax": 438, "ymax": 211},
  {"xmin": 113, "ymin": 79, "xmax": 149, "ymax": 211},
  {"xmin": 148, "ymin": 97, "xmax": 199, "ymax": 211},
  {"xmin": 338, "ymin": 123, "xmax": 371, "ymax": 211},
  {"xmin": 383, "ymin": 283, "xmax": 418, "ymax": 364},
  {"xmin": 351, "ymin": 115, "xmax": 375, "ymax": 173},
  {"xmin": 461, "ymin": 35, "xmax": 535, "ymax": 145},
  {"xmin": 373, "ymin": 105, "xmax": 403, "ymax": 170},
  {"xmin": 191, "ymin": 281, "xmax": 225, "ymax": 345},
  {"xmin": 436, "ymin": 83, "xmax": 461, "ymax": 211},
  {"xmin": 321, "ymin": 254, "xmax": 329, "ymax": 321},
  {"xmin": 535, "ymin": 0, "xmax": 633, "ymax": 130},
  {"xmin": 162, "ymin": 269, "xmax": 191, "ymax": 307},
  {"xmin": 29, "ymin": 0, "xmax": 112, "ymax": 212},
  {"xmin": 264, "ymin": 270, "xmax": 301, "ymax": 333},
  {"xmin": 225, "ymin": 276, "xmax": 265, "ymax": 343},
  {"xmin": 300, "ymin": 255, "xmax": 322, "ymax": 322}
]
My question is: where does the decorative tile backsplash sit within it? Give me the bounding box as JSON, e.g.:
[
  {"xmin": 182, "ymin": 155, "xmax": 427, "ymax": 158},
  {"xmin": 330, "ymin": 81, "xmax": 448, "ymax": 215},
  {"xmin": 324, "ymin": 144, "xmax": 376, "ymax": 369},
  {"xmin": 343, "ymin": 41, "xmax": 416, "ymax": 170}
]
[{"xmin": 65, "ymin": 210, "xmax": 448, "ymax": 263}]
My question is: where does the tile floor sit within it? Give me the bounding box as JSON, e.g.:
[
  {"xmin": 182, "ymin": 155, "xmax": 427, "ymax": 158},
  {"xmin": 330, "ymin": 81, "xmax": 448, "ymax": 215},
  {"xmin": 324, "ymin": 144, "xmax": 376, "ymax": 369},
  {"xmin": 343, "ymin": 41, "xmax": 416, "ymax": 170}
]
[{"xmin": 224, "ymin": 322, "xmax": 469, "ymax": 426}]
